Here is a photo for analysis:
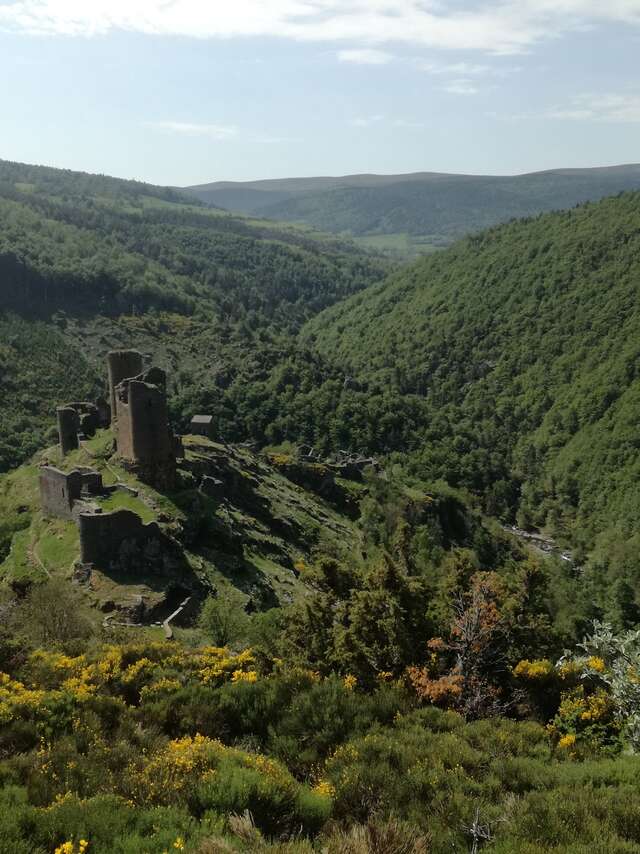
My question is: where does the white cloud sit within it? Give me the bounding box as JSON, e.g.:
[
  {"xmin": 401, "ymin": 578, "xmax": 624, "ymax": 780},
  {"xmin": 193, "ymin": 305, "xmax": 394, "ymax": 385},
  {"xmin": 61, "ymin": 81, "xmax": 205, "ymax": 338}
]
[
  {"xmin": 1, "ymin": 1, "xmax": 639, "ymax": 55},
  {"xmin": 418, "ymin": 59, "xmax": 521, "ymax": 76},
  {"xmin": 546, "ymin": 93, "xmax": 640, "ymax": 122},
  {"xmin": 418, "ymin": 60, "xmax": 493, "ymax": 75},
  {"xmin": 417, "ymin": 58, "xmax": 520, "ymax": 95},
  {"xmin": 493, "ymin": 92, "xmax": 640, "ymax": 122},
  {"xmin": 443, "ymin": 79, "xmax": 480, "ymax": 95},
  {"xmin": 350, "ymin": 114, "xmax": 385, "ymax": 127},
  {"xmin": 338, "ymin": 48, "xmax": 392, "ymax": 64},
  {"xmin": 146, "ymin": 121, "xmax": 238, "ymax": 140}
]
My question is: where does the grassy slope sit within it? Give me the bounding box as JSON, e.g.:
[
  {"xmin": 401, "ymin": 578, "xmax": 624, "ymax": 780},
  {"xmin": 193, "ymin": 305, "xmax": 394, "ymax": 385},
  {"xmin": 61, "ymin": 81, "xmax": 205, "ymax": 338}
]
[
  {"xmin": 0, "ymin": 430, "xmax": 363, "ymax": 617},
  {"xmin": 302, "ymin": 191, "xmax": 640, "ymax": 545}
]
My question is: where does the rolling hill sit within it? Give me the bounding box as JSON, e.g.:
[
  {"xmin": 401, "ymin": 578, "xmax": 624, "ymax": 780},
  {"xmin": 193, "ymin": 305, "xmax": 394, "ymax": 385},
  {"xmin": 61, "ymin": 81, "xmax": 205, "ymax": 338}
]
[{"xmin": 186, "ymin": 164, "xmax": 640, "ymax": 256}]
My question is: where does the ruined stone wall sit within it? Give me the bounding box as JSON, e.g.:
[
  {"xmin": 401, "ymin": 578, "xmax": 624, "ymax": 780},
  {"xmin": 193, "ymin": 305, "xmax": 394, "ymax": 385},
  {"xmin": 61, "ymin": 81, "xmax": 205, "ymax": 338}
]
[
  {"xmin": 66, "ymin": 402, "xmax": 101, "ymax": 437},
  {"xmin": 76, "ymin": 468, "xmax": 105, "ymax": 495},
  {"xmin": 78, "ymin": 509, "xmax": 165, "ymax": 567},
  {"xmin": 107, "ymin": 349, "xmax": 143, "ymax": 419},
  {"xmin": 39, "ymin": 467, "xmax": 83, "ymax": 519},
  {"xmin": 95, "ymin": 397, "xmax": 111, "ymax": 428},
  {"xmin": 57, "ymin": 407, "xmax": 79, "ymax": 456},
  {"xmin": 115, "ymin": 371, "xmax": 176, "ymax": 489}
]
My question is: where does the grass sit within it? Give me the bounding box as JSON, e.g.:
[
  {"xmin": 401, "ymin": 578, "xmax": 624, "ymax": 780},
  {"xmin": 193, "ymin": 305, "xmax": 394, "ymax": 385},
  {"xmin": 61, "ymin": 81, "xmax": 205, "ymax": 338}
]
[
  {"xmin": 0, "ymin": 425, "xmax": 364, "ymax": 614},
  {"xmin": 1, "ymin": 512, "xmax": 79, "ymax": 583},
  {"xmin": 37, "ymin": 518, "xmax": 79, "ymax": 575},
  {"xmin": 98, "ymin": 490, "xmax": 157, "ymax": 524},
  {"xmin": 0, "ymin": 528, "xmax": 38, "ymax": 581}
]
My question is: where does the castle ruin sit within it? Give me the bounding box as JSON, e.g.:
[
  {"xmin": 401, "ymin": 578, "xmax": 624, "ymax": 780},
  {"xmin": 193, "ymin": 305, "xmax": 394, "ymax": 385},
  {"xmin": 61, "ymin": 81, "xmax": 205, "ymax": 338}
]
[
  {"xmin": 112, "ymin": 361, "xmax": 182, "ymax": 489},
  {"xmin": 57, "ymin": 407, "xmax": 80, "ymax": 456},
  {"xmin": 56, "ymin": 400, "xmax": 110, "ymax": 456},
  {"xmin": 42, "ymin": 347, "xmax": 211, "ymax": 563},
  {"xmin": 54, "ymin": 349, "xmax": 181, "ymax": 490},
  {"xmin": 39, "ymin": 463, "xmax": 175, "ymax": 578},
  {"xmin": 107, "ymin": 349, "xmax": 144, "ymax": 418},
  {"xmin": 190, "ymin": 414, "xmax": 214, "ymax": 438}
]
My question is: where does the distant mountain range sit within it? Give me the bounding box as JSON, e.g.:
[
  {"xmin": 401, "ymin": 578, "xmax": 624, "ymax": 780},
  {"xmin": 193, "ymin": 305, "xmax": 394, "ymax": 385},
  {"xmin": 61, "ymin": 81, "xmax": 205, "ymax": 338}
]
[{"xmin": 185, "ymin": 164, "xmax": 640, "ymax": 256}]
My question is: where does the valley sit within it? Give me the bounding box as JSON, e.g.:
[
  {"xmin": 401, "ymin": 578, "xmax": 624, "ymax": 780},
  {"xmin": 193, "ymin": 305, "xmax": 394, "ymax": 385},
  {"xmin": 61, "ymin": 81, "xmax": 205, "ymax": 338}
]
[
  {"xmin": 2, "ymin": 157, "xmax": 640, "ymax": 852},
  {"xmin": 186, "ymin": 164, "xmax": 640, "ymax": 256}
]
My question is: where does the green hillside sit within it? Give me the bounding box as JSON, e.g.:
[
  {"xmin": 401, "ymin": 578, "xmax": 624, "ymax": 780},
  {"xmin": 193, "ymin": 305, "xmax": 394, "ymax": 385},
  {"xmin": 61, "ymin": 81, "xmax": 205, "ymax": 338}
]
[
  {"xmin": 0, "ymin": 159, "xmax": 388, "ymax": 472},
  {"xmin": 5, "ymin": 388, "xmax": 640, "ymax": 853},
  {"xmin": 5, "ymin": 162, "xmax": 640, "ymax": 852},
  {"xmin": 186, "ymin": 165, "xmax": 640, "ymax": 256},
  {"xmin": 300, "ymin": 191, "xmax": 640, "ymax": 558}
]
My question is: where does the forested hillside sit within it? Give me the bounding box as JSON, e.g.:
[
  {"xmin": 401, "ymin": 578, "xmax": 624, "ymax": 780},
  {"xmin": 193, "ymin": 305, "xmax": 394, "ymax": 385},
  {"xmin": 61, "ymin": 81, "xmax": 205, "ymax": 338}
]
[
  {"xmin": 5, "ymin": 160, "xmax": 640, "ymax": 852},
  {"xmin": 186, "ymin": 165, "xmax": 640, "ymax": 255},
  {"xmin": 300, "ymin": 191, "xmax": 640, "ymax": 557},
  {"xmin": 0, "ymin": 159, "xmax": 388, "ymax": 471}
]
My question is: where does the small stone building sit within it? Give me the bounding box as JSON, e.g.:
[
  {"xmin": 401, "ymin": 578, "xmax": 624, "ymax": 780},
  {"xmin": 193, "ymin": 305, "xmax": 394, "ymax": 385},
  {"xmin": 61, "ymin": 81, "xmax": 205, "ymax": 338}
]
[
  {"xmin": 39, "ymin": 466, "xmax": 105, "ymax": 520},
  {"xmin": 190, "ymin": 415, "xmax": 214, "ymax": 438}
]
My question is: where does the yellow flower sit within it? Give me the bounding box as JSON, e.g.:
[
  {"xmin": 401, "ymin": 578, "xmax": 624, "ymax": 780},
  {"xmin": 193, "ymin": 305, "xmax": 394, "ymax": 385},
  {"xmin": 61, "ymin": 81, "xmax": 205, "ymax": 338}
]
[
  {"xmin": 558, "ymin": 733, "xmax": 576, "ymax": 749},
  {"xmin": 343, "ymin": 674, "xmax": 357, "ymax": 691},
  {"xmin": 173, "ymin": 837, "xmax": 185, "ymax": 850},
  {"xmin": 231, "ymin": 669, "xmax": 258, "ymax": 683},
  {"xmin": 79, "ymin": 842, "xmax": 89, "ymax": 854},
  {"xmin": 587, "ymin": 656, "xmax": 606, "ymax": 673},
  {"xmin": 122, "ymin": 657, "xmax": 157, "ymax": 684},
  {"xmin": 313, "ymin": 780, "xmax": 336, "ymax": 798},
  {"xmin": 140, "ymin": 678, "xmax": 181, "ymax": 700},
  {"xmin": 513, "ymin": 659, "xmax": 554, "ymax": 679},
  {"xmin": 558, "ymin": 661, "xmax": 581, "ymax": 679}
]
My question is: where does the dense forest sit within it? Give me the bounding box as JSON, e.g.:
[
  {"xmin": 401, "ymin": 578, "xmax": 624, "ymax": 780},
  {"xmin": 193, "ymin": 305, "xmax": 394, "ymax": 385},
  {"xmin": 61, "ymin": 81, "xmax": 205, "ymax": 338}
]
[{"xmin": 299, "ymin": 192, "xmax": 640, "ymax": 548}]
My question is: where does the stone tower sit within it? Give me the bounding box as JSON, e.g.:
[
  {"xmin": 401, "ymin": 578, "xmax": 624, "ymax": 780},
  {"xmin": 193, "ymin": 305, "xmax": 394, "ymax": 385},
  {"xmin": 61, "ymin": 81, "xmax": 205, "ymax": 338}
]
[
  {"xmin": 113, "ymin": 366, "xmax": 178, "ymax": 489},
  {"xmin": 107, "ymin": 350, "xmax": 144, "ymax": 421},
  {"xmin": 57, "ymin": 406, "xmax": 79, "ymax": 455}
]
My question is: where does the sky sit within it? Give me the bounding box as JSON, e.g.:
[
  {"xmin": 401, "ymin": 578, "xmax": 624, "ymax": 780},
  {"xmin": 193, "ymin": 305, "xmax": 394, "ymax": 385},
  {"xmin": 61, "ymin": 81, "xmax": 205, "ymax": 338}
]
[{"xmin": 0, "ymin": 1, "xmax": 639, "ymax": 185}]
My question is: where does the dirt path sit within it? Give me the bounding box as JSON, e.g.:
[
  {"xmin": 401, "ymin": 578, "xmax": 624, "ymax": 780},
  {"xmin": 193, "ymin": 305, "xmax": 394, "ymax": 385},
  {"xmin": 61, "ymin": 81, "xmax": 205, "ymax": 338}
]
[{"xmin": 27, "ymin": 538, "xmax": 51, "ymax": 578}]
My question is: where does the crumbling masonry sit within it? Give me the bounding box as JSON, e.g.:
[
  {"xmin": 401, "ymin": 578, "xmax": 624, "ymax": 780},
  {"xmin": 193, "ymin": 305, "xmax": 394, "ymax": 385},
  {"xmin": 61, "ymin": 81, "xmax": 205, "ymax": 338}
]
[
  {"xmin": 56, "ymin": 400, "xmax": 110, "ymax": 457},
  {"xmin": 39, "ymin": 465, "xmax": 105, "ymax": 520},
  {"xmin": 78, "ymin": 508, "xmax": 170, "ymax": 567},
  {"xmin": 111, "ymin": 359, "xmax": 182, "ymax": 490},
  {"xmin": 55, "ymin": 349, "xmax": 181, "ymax": 489},
  {"xmin": 43, "ymin": 347, "xmax": 186, "ymax": 577}
]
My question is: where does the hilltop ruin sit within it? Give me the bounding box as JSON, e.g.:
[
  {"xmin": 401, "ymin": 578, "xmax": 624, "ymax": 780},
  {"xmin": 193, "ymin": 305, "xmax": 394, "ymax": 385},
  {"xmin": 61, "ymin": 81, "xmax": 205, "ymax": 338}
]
[
  {"xmin": 44, "ymin": 349, "xmax": 186, "ymax": 581},
  {"xmin": 55, "ymin": 349, "xmax": 182, "ymax": 490}
]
